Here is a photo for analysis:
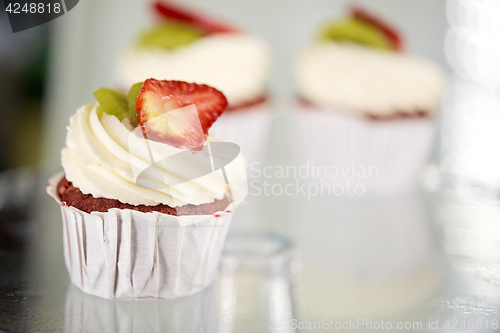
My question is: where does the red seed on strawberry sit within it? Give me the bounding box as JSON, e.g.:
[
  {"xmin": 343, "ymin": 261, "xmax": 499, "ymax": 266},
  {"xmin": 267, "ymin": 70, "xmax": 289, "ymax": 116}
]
[{"xmin": 136, "ymin": 79, "xmax": 228, "ymax": 150}]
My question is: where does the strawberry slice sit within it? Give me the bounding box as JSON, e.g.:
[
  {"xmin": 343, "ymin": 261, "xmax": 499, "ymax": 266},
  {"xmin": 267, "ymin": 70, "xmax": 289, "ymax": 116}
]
[
  {"xmin": 350, "ymin": 6, "xmax": 404, "ymax": 52},
  {"xmin": 153, "ymin": 1, "xmax": 239, "ymax": 35},
  {"xmin": 136, "ymin": 79, "xmax": 228, "ymax": 150}
]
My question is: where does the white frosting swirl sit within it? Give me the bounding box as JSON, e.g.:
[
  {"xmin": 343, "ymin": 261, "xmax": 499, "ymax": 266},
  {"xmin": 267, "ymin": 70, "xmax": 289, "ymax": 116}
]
[
  {"xmin": 295, "ymin": 42, "xmax": 445, "ymax": 116},
  {"xmin": 61, "ymin": 104, "xmax": 247, "ymax": 207},
  {"xmin": 116, "ymin": 33, "xmax": 271, "ymax": 107}
]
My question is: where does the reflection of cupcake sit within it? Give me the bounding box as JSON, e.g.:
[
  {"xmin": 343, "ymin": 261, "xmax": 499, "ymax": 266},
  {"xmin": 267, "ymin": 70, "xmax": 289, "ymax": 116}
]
[
  {"xmin": 117, "ymin": 1, "xmax": 272, "ymax": 169},
  {"xmin": 293, "ymin": 7, "xmax": 445, "ymax": 193},
  {"xmin": 47, "ymin": 79, "xmax": 247, "ymax": 299},
  {"xmin": 297, "ymin": 193, "xmax": 438, "ymax": 320},
  {"xmin": 65, "ymin": 284, "xmax": 217, "ymax": 332}
]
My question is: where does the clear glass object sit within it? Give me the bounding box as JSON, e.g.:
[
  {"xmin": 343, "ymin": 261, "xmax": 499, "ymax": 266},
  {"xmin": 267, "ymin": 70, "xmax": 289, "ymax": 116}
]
[{"xmin": 214, "ymin": 233, "xmax": 300, "ymax": 333}]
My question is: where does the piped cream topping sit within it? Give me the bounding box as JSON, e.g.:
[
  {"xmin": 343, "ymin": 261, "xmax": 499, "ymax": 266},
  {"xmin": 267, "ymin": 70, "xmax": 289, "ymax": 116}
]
[
  {"xmin": 61, "ymin": 104, "xmax": 247, "ymax": 207},
  {"xmin": 295, "ymin": 42, "xmax": 445, "ymax": 116},
  {"xmin": 117, "ymin": 33, "xmax": 271, "ymax": 107}
]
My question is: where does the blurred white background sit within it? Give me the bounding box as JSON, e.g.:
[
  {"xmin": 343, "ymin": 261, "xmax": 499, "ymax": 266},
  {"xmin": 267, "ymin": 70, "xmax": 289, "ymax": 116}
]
[
  {"xmin": 41, "ymin": 0, "xmax": 449, "ymax": 172},
  {"xmin": 437, "ymin": 0, "xmax": 500, "ymax": 189}
]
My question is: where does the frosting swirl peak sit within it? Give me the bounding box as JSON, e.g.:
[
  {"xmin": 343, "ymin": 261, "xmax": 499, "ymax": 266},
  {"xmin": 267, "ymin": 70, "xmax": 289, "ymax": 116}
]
[{"xmin": 61, "ymin": 104, "xmax": 246, "ymax": 207}]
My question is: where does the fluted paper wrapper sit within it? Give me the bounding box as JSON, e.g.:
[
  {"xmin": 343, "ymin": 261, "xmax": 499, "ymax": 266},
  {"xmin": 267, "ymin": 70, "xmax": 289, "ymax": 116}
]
[
  {"xmin": 292, "ymin": 104, "xmax": 435, "ymax": 194},
  {"xmin": 47, "ymin": 173, "xmax": 233, "ymax": 300},
  {"xmin": 210, "ymin": 103, "xmax": 273, "ymax": 174}
]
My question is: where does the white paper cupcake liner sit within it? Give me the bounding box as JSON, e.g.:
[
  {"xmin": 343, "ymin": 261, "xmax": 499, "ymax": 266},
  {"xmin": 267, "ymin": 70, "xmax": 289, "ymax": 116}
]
[
  {"xmin": 291, "ymin": 104, "xmax": 436, "ymax": 194},
  {"xmin": 209, "ymin": 103, "xmax": 273, "ymax": 174},
  {"xmin": 47, "ymin": 173, "xmax": 234, "ymax": 300}
]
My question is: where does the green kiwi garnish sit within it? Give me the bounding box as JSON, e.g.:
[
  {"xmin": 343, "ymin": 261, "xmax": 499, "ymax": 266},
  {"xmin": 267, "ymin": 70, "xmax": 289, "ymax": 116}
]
[
  {"xmin": 139, "ymin": 23, "xmax": 202, "ymax": 50},
  {"xmin": 320, "ymin": 18, "xmax": 392, "ymax": 50},
  {"xmin": 127, "ymin": 82, "xmax": 143, "ymax": 127},
  {"xmin": 94, "ymin": 84, "xmax": 144, "ymax": 126},
  {"xmin": 93, "ymin": 88, "xmax": 129, "ymax": 121}
]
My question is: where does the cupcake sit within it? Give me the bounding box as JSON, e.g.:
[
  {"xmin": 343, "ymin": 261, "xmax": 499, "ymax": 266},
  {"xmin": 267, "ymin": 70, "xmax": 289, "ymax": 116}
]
[
  {"xmin": 117, "ymin": 1, "xmax": 272, "ymax": 171},
  {"xmin": 293, "ymin": 7, "xmax": 445, "ymax": 194},
  {"xmin": 47, "ymin": 79, "xmax": 247, "ymax": 300}
]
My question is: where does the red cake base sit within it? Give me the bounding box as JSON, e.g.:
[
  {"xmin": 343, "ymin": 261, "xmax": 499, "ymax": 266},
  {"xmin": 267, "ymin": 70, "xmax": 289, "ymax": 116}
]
[{"xmin": 57, "ymin": 176, "xmax": 230, "ymax": 216}]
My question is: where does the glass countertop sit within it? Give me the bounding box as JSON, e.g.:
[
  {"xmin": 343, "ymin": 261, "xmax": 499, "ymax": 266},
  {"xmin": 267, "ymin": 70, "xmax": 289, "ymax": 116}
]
[{"xmin": 2, "ymin": 167, "xmax": 500, "ymax": 332}]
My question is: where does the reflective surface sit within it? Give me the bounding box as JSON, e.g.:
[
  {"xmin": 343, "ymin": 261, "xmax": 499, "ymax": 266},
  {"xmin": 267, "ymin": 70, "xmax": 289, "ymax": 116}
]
[
  {"xmin": 2, "ymin": 166, "xmax": 500, "ymax": 332},
  {"xmin": 4, "ymin": 68, "xmax": 500, "ymax": 332}
]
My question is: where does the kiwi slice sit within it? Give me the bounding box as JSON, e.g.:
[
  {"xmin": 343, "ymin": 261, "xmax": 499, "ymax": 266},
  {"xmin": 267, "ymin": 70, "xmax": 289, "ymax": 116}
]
[
  {"xmin": 127, "ymin": 82, "xmax": 143, "ymax": 127},
  {"xmin": 94, "ymin": 88, "xmax": 129, "ymax": 121},
  {"xmin": 321, "ymin": 18, "xmax": 392, "ymax": 50},
  {"xmin": 139, "ymin": 23, "xmax": 202, "ymax": 50},
  {"xmin": 94, "ymin": 85, "xmax": 143, "ymax": 126}
]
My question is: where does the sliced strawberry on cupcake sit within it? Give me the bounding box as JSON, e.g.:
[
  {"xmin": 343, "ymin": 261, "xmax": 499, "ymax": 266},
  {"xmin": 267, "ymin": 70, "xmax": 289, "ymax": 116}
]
[
  {"xmin": 130, "ymin": 1, "xmax": 239, "ymax": 54},
  {"xmin": 350, "ymin": 6, "xmax": 403, "ymax": 52},
  {"xmin": 136, "ymin": 79, "xmax": 228, "ymax": 150},
  {"xmin": 153, "ymin": 0, "xmax": 239, "ymax": 35},
  {"xmin": 320, "ymin": 6, "xmax": 403, "ymax": 52}
]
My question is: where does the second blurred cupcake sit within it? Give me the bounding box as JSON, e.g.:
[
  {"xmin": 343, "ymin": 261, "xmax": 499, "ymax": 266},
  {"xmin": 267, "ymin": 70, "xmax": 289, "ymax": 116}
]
[
  {"xmin": 293, "ymin": 7, "xmax": 445, "ymax": 194},
  {"xmin": 117, "ymin": 1, "xmax": 273, "ymax": 171}
]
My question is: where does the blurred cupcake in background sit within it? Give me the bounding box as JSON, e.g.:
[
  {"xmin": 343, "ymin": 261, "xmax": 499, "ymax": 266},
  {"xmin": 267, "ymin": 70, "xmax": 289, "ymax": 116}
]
[
  {"xmin": 117, "ymin": 1, "xmax": 273, "ymax": 171},
  {"xmin": 293, "ymin": 7, "xmax": 445, "ymax": 194}
]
